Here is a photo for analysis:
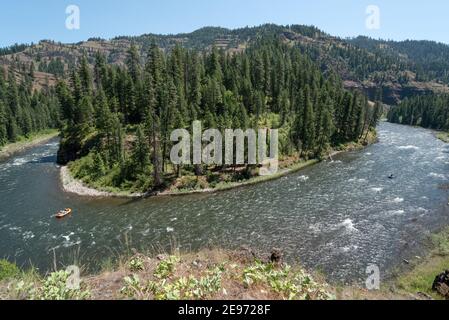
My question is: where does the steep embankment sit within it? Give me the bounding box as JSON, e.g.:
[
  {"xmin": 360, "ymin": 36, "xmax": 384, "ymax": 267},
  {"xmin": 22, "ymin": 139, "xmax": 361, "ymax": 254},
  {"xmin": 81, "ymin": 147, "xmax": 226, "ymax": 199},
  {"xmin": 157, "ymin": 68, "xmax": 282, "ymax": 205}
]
[{"xmin": 1, "ymin": 230, "xmax": 448, "ymax": 301}]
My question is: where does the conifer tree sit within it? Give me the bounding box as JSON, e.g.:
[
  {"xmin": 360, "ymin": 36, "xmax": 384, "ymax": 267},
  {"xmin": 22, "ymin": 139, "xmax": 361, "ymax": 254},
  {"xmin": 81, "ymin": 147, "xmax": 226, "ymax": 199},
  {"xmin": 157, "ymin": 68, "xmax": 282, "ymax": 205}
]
[{"xmin": 132, "ymin": 124, "xmax": 150, "ymax": 173}]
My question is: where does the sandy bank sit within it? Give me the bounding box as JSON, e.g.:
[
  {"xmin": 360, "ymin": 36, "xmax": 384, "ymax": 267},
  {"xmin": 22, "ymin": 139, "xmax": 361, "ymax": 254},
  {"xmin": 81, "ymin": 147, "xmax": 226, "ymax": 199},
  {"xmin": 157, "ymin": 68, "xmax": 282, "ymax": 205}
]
[{"xmin": 60, "ymin": 166, "xmax": 144, "ymax": 198}]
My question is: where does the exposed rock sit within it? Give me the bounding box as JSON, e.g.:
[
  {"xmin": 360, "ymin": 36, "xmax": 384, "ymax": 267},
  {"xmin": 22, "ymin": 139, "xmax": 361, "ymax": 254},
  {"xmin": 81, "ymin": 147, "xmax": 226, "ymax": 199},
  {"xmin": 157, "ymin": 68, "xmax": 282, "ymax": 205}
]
[
  {"xmin": 192, "ymin": 259, "xmax": 203, "ymax": 269},
  {"xmin": 432, "ymin": 270, "xmax": 449, "ymax": 299},
  {"xmin": 156, "ymin": 254, "xmax": 168, "ymax": 261},
  {"xmin": 270, "ymin": 248, "xmax": 283, "ymax": 264}
]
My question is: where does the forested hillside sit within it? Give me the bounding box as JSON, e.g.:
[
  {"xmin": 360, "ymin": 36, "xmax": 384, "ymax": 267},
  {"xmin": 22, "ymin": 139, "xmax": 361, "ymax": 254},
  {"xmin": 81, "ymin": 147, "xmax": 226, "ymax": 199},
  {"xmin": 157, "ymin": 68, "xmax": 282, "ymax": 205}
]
[
  {"xmin": 5, "ymin": 23, "xmax": 449, "ymax": 193},
  {"xmin": 56, "ymin": 38, "xmax": 380, "ymax": 194},
  {"xmin": 2, "ymin": 24, "xmax": 449, "ymax": 106},
  {"xmin": 350, "ymin": 37, "xmax": 449, "ymax": 83},
  {"xmin": 0, "ymin": 67, "xmax": 59, "ymax": 147},
  {"xmin": 388, "ymin": 93, "xmax": 449, "ymax": 130}
]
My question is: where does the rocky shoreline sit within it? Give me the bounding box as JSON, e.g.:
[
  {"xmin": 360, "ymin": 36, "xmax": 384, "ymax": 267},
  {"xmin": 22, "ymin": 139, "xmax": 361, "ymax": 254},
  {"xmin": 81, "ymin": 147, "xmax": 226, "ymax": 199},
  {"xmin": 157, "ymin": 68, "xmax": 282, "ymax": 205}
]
[
  {"xmin": 59, "ymin": 148, "xmax": 362, "ymax": 199},
  {"xmin": 60, "ymin": 157, "xmax": 329, "ymax": 199},
  {"xmin": 59, "ymin": 130, "xmax": 378, "ymax": 199},
  {"xmin": 60, "ymin": 166, "xmax": 144, "ymax": 198}
]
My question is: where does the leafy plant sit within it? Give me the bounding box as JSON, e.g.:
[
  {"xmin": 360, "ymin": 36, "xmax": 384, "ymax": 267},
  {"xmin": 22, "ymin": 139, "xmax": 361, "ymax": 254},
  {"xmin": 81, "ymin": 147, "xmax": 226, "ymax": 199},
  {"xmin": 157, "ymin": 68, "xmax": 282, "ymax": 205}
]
[
  {"xmin": 148, "ymin": 265, "xmax": 224, "ymax": 300},
  {"xmin": 242, "ymin": 260, "xmax": 333, "ymax": 300},
  {"xmin": 31, "ymin": 271, "xmax": 90, "ymax": 300},
  {"xmin": 128, "ymin": 257, "xmax": 144, "ymax": 272},
  {"xmin": 0, "ymin": 260, "xmax": 20, "ymax": 281},
  {"xmin": 154, "ymin": 256, "xmax": 180, "ymax": 279},
  {"xmin": 121, "ymin": 274, "xmax": 146, "ymax": 298}
]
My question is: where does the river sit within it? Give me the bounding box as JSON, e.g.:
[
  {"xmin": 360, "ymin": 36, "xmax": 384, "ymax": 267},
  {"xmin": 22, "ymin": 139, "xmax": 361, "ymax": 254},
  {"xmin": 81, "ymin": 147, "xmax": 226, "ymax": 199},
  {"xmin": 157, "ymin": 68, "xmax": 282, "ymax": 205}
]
[{"xmin": 1, "ymin": 122, "xmax": 449, "ymax": 284}]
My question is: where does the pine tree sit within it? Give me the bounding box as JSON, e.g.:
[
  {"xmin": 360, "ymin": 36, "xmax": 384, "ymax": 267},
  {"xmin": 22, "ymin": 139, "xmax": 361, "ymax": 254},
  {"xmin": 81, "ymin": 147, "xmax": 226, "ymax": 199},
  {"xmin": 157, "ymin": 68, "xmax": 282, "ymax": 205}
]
[
  {"xmin": 21, "ymin": 107, "xmax": 33, "ymax": 137},
  {"xmin": 318, "ymin": 97, "xmax": 335, "ymax": 155},
  {"xmin": 94, "ymin": 53, "xmax": 108, "ymax": 88},
  {"xmin": 111, "ymin": 113, "xmax": 125, "ymax": 165},
  {"xmin": 144, "ymin": 42, "xmax": 165, "ymax": 187},
  {"xmin": 207, "ymin": 47, "xmax": 223, "ymax": 82},
  {"xmin": 132, "ymin": 124, "xmax": 150, "ymax": 173},
  {"xmin": 126, "ymin": 44, "xmax": 141, "ymax": 83},
  {"xmin": 29, "ymin": 62, "xmax": 35, "ymax": 80},
  {"xmin": 70, "ymin": 70, "xmax": 83, "ymax": 105},
  {"xmin": 0, "ymin": 101, "xmax": 7, "ymax": 146},
  {"xmin": 78, "ymin": 56, "xmax": 93, "ymax": 97},
  {"xmin": 92, "ymin": 151, "xmax": 106, "ymax": 178},
  {"xmin": 56, "ymin": 81, "xmax": 75, "ymax": 124},
  {"xmin": 279, "ymin": 89, "xmax": 290, "ymax": 125},
  {"xmin": 302, "ymin": 89, "xmax": 315, "ymax": 153},
  {"xmin": 51, "ymin": 36, "xmax": 377, "ymax": 191}
]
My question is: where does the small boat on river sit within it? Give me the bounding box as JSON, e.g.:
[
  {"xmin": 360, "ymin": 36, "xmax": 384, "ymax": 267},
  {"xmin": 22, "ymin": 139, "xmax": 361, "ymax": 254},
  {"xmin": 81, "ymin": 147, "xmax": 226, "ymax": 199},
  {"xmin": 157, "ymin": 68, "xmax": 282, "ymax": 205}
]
[{"xmin": 56, "ymin": 208, "xmax": 72, "ymax": 219}]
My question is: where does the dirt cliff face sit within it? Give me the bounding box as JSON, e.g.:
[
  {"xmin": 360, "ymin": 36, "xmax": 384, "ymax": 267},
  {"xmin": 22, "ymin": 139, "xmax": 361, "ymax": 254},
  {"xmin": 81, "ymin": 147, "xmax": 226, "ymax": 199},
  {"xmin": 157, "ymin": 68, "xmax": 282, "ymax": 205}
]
[
  {"xmin": 344, "ymin": 80, "xmax": 448, "ymax": 105},
  {"xmin": 364, "ymin": 84, "xmax": 434, "ymax": 105}
]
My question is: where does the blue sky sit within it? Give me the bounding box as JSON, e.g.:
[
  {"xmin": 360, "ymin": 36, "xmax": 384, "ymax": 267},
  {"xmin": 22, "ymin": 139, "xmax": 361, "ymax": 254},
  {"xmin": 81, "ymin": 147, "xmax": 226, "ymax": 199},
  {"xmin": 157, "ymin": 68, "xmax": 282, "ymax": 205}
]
[{"xmin": 1, "ymin": 0, "xmax": 448, "ymax": 47}]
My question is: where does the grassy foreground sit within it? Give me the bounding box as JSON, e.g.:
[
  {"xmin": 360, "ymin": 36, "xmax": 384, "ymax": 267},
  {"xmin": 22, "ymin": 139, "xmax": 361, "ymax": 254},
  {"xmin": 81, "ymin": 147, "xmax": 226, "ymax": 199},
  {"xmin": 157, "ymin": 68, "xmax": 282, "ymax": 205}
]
[
  {"xmin": 0, "ymin": 130, "xmax": 59, "ymax": 161},
  {"xmin": 1, "ymin": 228, "xmax": 447, "ymax": 300},
  {"xmin": 0, "ymin": 249, "xmax": 333, "ymax": 300},
  {"xmin": 395, "ymin": 227, "xmax": 449, "ymax": 299}
]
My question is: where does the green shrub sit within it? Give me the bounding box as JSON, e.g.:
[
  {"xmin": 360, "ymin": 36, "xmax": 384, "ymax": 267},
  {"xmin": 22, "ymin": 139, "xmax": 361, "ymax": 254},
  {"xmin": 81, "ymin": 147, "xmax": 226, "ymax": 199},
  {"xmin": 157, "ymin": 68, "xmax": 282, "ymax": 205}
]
[
  {"xmin": 432, "ymin": 227, "xmax": 449, "ymax": 255},
  {"xmin": 128, "ymin": 257, "xmax": 145, "ymax": 272},
  {"xmin": 121, "ymin": 274, "xmax": 144, "ymax": 298},
  {"xmin": 0, "ymin": 260, "xmax": 20, "ymax": 281},
  {"xmin": 154, "ymin": 256, "xmax": 180, "ymax": 279},
  {"xmin": 242, "ymin": 261, "xmax": 333, "ymax": 300},
  {"xmin": 29, "ymin": 271, "xmax": 91, "ymax": 300},
  {"xmin": 148, "ymin": 266, "xmax": 224, "ymax": 300},
  {"xmin": 176, "ymin": 176, "xmax": 209, "ymax": 191}
]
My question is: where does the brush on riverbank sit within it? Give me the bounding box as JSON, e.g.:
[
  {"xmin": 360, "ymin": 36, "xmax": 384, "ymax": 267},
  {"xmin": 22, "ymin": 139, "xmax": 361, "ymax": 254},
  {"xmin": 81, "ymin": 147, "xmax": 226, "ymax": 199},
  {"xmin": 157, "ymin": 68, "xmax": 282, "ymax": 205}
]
[
  {"xmin": 60, "ymin": 130, "xmax": 378, "ymax": 199},
  {"xmin": 0, "ymin": 248, "xmax": 435, "ymax": 300},
  {"xmin": 1, "ymin": 226, "xmax": 447, "ymax": 301},
  {"xmin": 0, "ymin": 248, "xmax": 334, "ymax": 300}
]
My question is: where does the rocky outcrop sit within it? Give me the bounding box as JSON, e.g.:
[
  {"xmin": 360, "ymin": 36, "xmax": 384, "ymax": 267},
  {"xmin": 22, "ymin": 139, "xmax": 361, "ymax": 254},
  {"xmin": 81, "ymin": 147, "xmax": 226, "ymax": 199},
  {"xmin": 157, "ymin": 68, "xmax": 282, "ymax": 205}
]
[
  {"xmin": 432, "ymin": 270, "xmax": 449, "ymax": 299},
  {"xmin": 270, "ymin": 248, "xmax": 283, "ymax": 265}
]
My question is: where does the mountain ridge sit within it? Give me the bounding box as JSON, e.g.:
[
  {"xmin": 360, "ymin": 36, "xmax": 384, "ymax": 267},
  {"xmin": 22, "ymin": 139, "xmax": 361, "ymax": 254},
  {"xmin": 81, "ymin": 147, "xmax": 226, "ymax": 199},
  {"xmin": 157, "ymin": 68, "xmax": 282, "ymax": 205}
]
[{"xmin": 2, "ymin": 23, "xmax": 449, "ymax": 105}]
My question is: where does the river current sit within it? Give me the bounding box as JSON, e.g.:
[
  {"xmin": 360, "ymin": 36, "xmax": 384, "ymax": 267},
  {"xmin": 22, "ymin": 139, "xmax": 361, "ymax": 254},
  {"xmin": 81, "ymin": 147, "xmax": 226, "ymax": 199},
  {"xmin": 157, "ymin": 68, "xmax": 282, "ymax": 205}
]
[{"xmin": 1, "ymin": 122, "xmax": 449, "ymax": 284}]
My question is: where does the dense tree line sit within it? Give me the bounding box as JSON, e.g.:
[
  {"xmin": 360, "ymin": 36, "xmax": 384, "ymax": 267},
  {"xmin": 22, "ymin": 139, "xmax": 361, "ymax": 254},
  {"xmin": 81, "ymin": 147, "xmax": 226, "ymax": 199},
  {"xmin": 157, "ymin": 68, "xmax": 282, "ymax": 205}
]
[
  {"xmin": 0, "ymin": 68, "xmax": 60, "ymax": 147},
  {"xmin": 0, "ymin": 43, "xmax": 29, "ymax": 56},
  {"xmin": 38, "ymin": 58, "xmax": 65, "ymax": 77},
  {"xmin": 116, "ymin": 24, "xmax": 438, "ymax": 86},
  {"xmin": 388, "ymin": 93, "xmax": 449, "ymax": 130},
  {"xmin": 57, "ymin": 38, "xmax": 379, "ymax": 192},
  {"xmin": 350, "ymin": 37, "xmax": 449, "ymax": 84},
  {"xmin": 297, "ymin": 37, "xmax": 405, "ymax": 83}
]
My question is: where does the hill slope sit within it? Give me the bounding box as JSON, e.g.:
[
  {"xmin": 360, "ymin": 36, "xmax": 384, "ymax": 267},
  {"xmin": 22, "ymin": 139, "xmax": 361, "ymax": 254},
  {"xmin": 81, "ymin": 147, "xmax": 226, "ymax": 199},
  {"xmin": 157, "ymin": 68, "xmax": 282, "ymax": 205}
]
[{"xmin": 2, "ymin": 24, "xmax": 449, "ymax": 104}]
